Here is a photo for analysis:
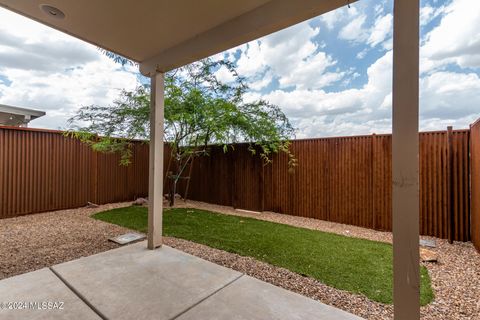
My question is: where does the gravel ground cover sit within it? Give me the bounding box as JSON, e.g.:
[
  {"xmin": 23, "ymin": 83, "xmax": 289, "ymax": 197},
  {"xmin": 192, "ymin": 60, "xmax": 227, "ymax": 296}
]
[
  {"xmin": 175, "ymin": 201, "xmax": 480, "ymax": 320},
  {"xmin": 1, "ymin": 200, "xmax": 479, "ymax": 319},
  {"xmin": 0, "ymin": 203, "xmax": 131, "ymax": 280}
]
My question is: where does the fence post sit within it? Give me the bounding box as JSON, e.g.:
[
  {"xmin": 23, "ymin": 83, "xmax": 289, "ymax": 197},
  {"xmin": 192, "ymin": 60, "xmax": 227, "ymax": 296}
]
[
  {"xmin": 0, "ymin": 129, "xmax": 4, "ymax": 218},
  {"xmin": 470, "ymin": 119, "xmax": 480, "ymax": 252},
  {"xmin": 447, "ymin": 126, "xmax": 454, "ymax": 244}
]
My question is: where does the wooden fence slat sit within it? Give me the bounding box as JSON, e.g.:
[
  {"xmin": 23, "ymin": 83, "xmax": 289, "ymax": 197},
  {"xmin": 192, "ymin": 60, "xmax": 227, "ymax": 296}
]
[
  {"xmin": 0, "ymin": 124, "xmax": 476, "ymax": 243},
  {"xmin": 0, "ymin": 126, "xmax": 149, "ymax": 218},
  {"xmin": 180, "ymin": 129, "xmax": 472, "ymax": 242},
  {"xmin": 470, "ymin": 120, "xmax": 480, "ymax": 251}
]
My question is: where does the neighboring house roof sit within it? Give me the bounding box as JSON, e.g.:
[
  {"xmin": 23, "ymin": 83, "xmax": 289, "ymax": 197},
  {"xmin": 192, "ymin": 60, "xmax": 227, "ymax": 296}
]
[{"xmin": 0, "ymin": 104, "xmax": 46, "ymax": 126}]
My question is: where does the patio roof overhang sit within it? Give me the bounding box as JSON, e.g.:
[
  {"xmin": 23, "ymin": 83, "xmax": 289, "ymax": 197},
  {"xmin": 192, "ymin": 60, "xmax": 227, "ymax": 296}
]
[
  {"xmin": 0, "ymin": 1, "xmax": 421, "ymax": 319},
  {"xmin": 0, "ymin": 0, "xmax": 355, "ymax": 75}
]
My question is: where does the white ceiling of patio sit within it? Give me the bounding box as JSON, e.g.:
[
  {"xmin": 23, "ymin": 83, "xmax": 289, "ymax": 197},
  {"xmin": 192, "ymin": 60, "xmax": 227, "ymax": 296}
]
[{"xmin": 0, "ymin": 0, "xmax": 352, "ymax": 73}]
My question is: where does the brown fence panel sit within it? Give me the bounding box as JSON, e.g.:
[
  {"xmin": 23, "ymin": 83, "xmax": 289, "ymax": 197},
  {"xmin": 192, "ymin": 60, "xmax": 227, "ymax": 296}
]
[
  {"xmin": 130, "ymin": 142, "xmax": 150, "ymax": 200},
  {"xmin": 264, "ymin": 144, "xmax": 296, "ymax": 216},
  {"xmin": 183, "ymin": 129, "xmax": 472, "ymax": 242},
  {"xmin": 452, "ymin": 130, "xmax": 470, "ymax": 241},
  {"xmin": 0, "ymin": 127, "xmax": 149, "ymax": 219},
  {"xmin": 182, "ymin": 146, "xmax": 233, "ymax": 207},
  {"xmin": 419, "ymin": 131, "xmax": 449, "ymax": 239},
  {"xmin": 232, "ymin": 145, "xmax": 263, "ymax": 211},
  {"xmin": 92, "ymin": 141, "xmax": 149, "ymax": 205},
  {"xmin": 372, "ymin": 134, "xmax": 392, "ymax": 231},
  {"xmin": 0, "ymin": 127, "xmax": 95, "ymax": 218},
  {"xmin": 1, "ymin": 124, "xmax": 476, "ymax": 243},
  {"xmin": 471, "ymin": 120, "xmax": 480, "ymax": 251},
  {"xmin": 327, "ymin": 136, "xmax": 373, "ymax": 228},
  {"xmin": 263, "ymin": 137, "xmax": 374, "ymax": 226}
]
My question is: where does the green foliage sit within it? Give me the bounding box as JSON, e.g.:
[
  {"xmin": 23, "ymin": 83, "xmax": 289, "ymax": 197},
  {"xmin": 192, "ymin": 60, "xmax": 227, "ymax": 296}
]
[
  {"xmin": 64, "ymin": 131, "xmax": 136, "ymax": 166},
  {"xmin": 97, "ymin": 49, "xmax": 136, "ymax": 67},
  {"xmin": 93, "ymin": 206, "xmax": 434, "ymax": 305},
  {"xmin": 68, "ymin": 58, "xmax": 296, "ymax": 203}
]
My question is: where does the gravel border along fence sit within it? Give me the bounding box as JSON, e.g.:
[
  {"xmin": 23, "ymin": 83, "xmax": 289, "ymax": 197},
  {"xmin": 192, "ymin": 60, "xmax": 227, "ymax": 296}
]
[{"xmin": 1, "ymin": 201, "xmax": 479, "ymax": 319}]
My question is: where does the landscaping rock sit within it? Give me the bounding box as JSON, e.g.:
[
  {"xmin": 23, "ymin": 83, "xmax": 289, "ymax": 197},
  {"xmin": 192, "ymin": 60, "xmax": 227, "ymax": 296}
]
[
  {"xmin": 132, "ymin": 197, "xmax": 148, "ymax": 206},
  {"xmin": 175, "ymin": 200, "xmax": 480, "ymax": 320},
  {"xmin": 2, "ymin": 199, "xmax": 479, "ymax": 320},
  {"xmin": 86, "ymin": 202, "xmax": 99, "ymax": 208},
  {"xmin": 420, "ymin": 248, "xmax": 438, "ymax": 263},
  {"xmin": 0, "ymin": 202, "xmax": 132, "ymax": 281}
]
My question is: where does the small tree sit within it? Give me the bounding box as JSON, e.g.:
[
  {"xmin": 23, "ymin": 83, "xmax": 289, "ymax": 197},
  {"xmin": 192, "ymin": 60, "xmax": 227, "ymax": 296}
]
[{"xmin": 68, "ymin": 59, "xmax": 296, "ymax": 205}]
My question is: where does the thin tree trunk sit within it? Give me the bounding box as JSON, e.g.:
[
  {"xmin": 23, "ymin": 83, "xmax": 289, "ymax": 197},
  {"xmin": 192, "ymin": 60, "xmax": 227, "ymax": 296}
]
[{"xmin": 170, "ymin": 177, "xmax": 177, "ymax": 207}]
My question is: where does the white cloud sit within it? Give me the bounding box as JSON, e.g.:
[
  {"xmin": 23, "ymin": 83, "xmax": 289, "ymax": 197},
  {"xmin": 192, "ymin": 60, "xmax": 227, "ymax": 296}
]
[
  {"xmin": 339, "ymin": 11, "xmax": 392, "ymax": 49},
  {"xmin": 320, "ymin": 6, "xmax": 358, "ymax": 30},
  {"xmin": 233, "ymin": 20, "xmax": 345, "ymax": 91},
  {"xmin": 256, "ymin": 51, "xmax": 393, "ymax": 137},
  {"xmin": 420, "ymin": 71, "xmax": 480, "ymax": 119},
  {"xmin": 215, "ymin": 65, "xmax": 236, "ymax": 83},
  {"xmin": 367, "ymin": 14, "xmax": 392, "ymax": 47},
  {"xmin": 263, "ymin": 88, "xmax": 364, "ymax": 119},
  {"xmin": 255, "ymin": 49, "xmax": 480, "ymax": 137},
  {"xmin": 420, "ymin": 4, "xmax": 446, "ymax": 26},
  {"xmin": 256, "ymin": 21, "xmax": 320, "ymax": 77},
  {"xmin": 236, "ymin": 41, "xmax": 265, "ymax": 77},
  {"xmin": 2, "ymin": 1, "xmax": 479, "ymax": 139},
  {"xmin": 0, "ymin": 56, "xmax": 139, "ymax": 129},
  {"xmin": 240, "ymin": 0, "xmax": 480, "ymax": 137},
  {"xmin": 421, "ymin": 0, "xmax": 480, "ymax": 71},
  {"xmin": 374, "ymin": 4, "xmax": 385, "ymax": 16},
  {"xmin": 278, "ymin": 52, "xmax": 343, "ymax": 90},
  {"xmin": 356, "ymin": 49, "xmax": 368, "ymax": 59},
  {"xmin": 0, "ymin": 8, "xmax": 139, "ymax": 129},
  {"xmin": 338, "ymin": 15, "xmax": 368, "ymax": 43},
  {"xmin": 249, "ymin": 71, "xmax": 274, "ymax": 91}
]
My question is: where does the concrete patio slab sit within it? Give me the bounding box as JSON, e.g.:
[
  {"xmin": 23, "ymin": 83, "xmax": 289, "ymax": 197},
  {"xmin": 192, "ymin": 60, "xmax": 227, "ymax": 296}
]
[
  {"xmin": 51, "ymin": 241, "xmax": 242, "ymax": 320},
  {"xmin": 0, "ymin": 268, "xmax": 100, "ymax": 320},
  {"xmin": 177, "ymin": 275, "xmax": 362, "ymax": 320},
  {"xmin": 1, "ymin": 241, "xmax": 362, "ymax": 320}
]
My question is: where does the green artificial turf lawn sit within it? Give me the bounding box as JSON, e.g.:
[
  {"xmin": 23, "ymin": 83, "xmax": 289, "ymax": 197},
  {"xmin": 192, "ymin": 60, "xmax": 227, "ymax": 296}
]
[{"xmin": 93, "ymin": 206, "xmax": 434, "ymax": 305}]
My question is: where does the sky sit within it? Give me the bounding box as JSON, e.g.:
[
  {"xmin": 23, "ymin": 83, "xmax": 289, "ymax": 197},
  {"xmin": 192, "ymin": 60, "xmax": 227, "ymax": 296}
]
[{"xmin": 0, "ymin": 0, "xmax": 479, "ymax": 138}]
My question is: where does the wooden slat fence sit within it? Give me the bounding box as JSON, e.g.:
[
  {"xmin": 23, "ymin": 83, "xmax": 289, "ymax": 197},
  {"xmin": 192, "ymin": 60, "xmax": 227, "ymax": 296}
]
[
  {"xmin": 0, "ymin": 126, "xmax": 149, "ymax": 218},
  {"xmin": 1, "ymin": 124, "xmax": 479, "ymax": 245},
  {"xmin": 471, "ymin": 120, "xmax": 480, "ymax": 251},
  {"xmin": 179, "ymin": 129, "xmax": 472, "ymax": 242}
]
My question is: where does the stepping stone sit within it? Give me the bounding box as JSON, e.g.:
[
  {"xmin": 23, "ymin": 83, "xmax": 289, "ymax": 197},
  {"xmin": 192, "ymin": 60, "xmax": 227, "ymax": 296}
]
[
  {"xmin": 420, "ymin": 239, "xmax": 436, "ymax": 248},
  {"xmin": 109, "ymin": 232, "xmax": 146, "ymax": 245}
]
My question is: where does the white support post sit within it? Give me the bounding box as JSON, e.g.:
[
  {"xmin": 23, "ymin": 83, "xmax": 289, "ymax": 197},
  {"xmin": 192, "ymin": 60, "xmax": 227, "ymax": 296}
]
[
  {"xmin": 392, "ymin": 0, "xmax": 420, "ymax": 319},
  {"xmin": 148, "ymin": 72, "xmax": 165, "ymax": 249}
]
